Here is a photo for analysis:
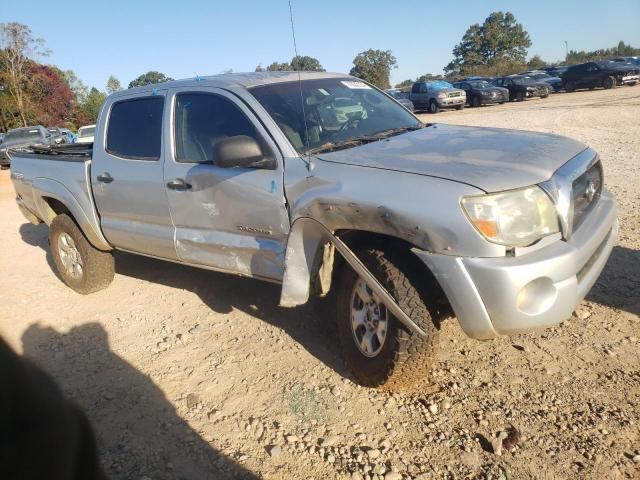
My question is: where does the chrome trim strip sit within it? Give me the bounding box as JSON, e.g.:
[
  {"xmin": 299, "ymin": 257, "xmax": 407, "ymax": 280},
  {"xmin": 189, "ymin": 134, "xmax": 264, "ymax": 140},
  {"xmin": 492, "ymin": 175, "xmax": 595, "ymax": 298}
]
[{"xmin": 539, "ymin": 148, "xmax": 599, "ymax": 239}]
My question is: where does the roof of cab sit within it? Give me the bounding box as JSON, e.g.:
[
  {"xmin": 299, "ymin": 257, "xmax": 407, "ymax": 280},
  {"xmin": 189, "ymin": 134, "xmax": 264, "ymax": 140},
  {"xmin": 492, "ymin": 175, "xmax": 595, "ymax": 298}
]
[{"xmin": 113, "ymin": 71, "xmax": 352, "ymax": 98}]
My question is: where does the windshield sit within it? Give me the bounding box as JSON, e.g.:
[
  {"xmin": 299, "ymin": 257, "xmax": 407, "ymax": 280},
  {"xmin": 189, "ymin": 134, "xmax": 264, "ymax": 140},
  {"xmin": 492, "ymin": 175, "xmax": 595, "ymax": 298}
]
[
  {"xmin": 78, "ymin": 127, "xmax": 95, "ymax": 137},
  {"xmin": 250, "ymin": 78, "xmax": 421, "ymax": 154},
  {"xmin": 4, "ymin": 128, "xmax": 43, "ymax": 142},
  {"xmin": 469, "ymin": 81, "xmax": 491, "ymax": 88},
  {"xmin": 387, "ymin": 91, "xmax": 408, "ymax": 100},
  {"xmin": 529, "ymin": 73, "xmax": 550, "ymax": 80},
  {"xmin": 427, "ymin": 80, "xmax": 453, "ymax": 90}
]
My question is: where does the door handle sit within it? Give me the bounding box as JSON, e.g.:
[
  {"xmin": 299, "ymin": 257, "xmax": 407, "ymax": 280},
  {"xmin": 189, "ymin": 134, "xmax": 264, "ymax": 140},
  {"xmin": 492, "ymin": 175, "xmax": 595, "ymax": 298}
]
[
  {"xmin": 97, "ymin": 172, "xmax": 113, "ymax": 184},
  {"xmin": 166, "ymin": 178, "xmax": 192, "ymax": 191}
]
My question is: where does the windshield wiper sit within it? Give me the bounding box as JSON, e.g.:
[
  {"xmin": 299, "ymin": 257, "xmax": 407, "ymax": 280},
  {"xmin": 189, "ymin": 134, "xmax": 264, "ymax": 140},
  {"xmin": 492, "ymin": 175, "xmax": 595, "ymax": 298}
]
[{"xmin": 305, "ymin": 124, "xmax": 423, "ymax": 156}]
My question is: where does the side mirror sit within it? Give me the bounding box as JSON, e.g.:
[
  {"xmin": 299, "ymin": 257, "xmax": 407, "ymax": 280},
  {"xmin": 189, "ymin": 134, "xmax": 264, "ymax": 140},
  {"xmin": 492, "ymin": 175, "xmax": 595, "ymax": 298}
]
[{"xmin": 213, "ymin": 135, "xmax": 273, "ymax": 169}]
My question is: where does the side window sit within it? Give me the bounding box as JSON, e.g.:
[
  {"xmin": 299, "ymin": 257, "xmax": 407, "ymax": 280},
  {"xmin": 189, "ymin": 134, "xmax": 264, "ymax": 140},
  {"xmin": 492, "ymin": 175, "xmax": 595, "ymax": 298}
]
[
  {"xmin": 421, "ymin": 84, "xmax": 429, "ymax": 93},
  {"xmin": 411, "ymin": 83, "xmax": 420, "ymax": 94},
  {"xmin": 174, "ymin": 92, "xmax": 262, "ymax": 163},
  {"xmin": 107, "ymin": 97, "xmax": 164, "ymax": 160}
]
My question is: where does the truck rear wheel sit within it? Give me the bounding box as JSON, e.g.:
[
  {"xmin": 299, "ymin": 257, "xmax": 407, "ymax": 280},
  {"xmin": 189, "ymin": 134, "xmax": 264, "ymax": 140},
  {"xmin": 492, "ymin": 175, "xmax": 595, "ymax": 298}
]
[
  {"xmin": 603, "ymin": 76, "xmax": 616, "ymax": 89},
  {"xmin": 336, "ymin": 246, "xmax": 440, "ymax": 391},
  {"xmin": 49, "ymin": 214, "xmax": 115, "ymax": 294}
]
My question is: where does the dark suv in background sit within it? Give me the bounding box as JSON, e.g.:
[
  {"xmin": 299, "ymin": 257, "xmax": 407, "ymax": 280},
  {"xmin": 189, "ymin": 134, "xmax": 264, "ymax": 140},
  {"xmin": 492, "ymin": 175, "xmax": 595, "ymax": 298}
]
[
  {"xmin": 491, "ymin": 76, "xmax": 550, "ymax": 101},
  {"xmin": 562, "ymin": 61, "xmax": 639, "ymax": 91},
  {"xmin": 452, "ymin": 80, "xmax": 509, "ymax": 107}
]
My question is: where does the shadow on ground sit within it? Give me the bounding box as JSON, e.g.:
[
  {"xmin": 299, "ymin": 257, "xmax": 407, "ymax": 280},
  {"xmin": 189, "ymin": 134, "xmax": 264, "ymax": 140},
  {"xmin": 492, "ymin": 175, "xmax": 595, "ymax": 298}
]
[
  {"xmin": 18, "ymin": 222, "xmax": 352, "ymax": 381},
  {"xmin": 587, "ymin": 245, "xmax": 640, "ymax": 316},
  {"xmin": 21, "ymin": 322, "xmax": 259, "ymax": 480}
]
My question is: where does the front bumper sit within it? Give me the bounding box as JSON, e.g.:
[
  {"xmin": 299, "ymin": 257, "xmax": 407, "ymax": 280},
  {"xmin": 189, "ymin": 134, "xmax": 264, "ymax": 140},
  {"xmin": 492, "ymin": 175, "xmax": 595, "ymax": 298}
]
[
  {"xmin": 0, "ymin": 150, "xmax": 9, "ymax": 167},
  {"xmin": 414, "ymin": 189, "xmax": 617, "ymax": 339},
  {"xmin": 620, "ymin": 74, "xmax": 639, "ymax": 84},
  {"xmin": 480, "ymin": 93, "xmax": 508, "ymax": 104},
  {"xmin": 437, "ymin": 97, "xmax": 465, "ymax": 108}
]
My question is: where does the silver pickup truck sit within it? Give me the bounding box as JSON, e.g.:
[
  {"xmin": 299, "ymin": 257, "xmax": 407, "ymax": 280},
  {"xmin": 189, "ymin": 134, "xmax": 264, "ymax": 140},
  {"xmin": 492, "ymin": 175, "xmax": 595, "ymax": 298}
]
[{"xmin": 9, "ymin": 72, "xmax": 617, "ymax": 390}]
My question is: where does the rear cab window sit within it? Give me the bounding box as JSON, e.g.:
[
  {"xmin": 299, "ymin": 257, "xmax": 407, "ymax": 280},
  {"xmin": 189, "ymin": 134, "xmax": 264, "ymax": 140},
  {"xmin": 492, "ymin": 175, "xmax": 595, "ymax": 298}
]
[{"xmin": 107, "ymin": 96, "xmax": 164, "ymax": 160}]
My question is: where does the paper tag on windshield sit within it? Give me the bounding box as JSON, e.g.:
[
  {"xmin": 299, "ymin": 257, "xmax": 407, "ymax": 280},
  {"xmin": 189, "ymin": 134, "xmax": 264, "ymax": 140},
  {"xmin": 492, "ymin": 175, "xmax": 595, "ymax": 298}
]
[{"xmin": 341, "ymin": 81, "xmax": 371, "ymax": 89}]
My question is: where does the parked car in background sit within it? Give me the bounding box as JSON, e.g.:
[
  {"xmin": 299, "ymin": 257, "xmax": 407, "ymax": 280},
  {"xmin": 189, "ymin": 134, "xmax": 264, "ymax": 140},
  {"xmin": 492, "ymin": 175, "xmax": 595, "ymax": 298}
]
[
  {"xmin": 491, "ymin": 75, "xmax": 550, "ymax": 101},
  {"xmin": 543, "ymin": 65, "xmax": 570, "ymax": 78},
  {"xmin": 60, "ymin": 128, "xmax": 77, "ymax": 143},
  {"xmin": 520, "ymin": 70, "xmax": 563, "ymax": 92},
  {"xmin": 76, "ymin": 124, "xmax": 96, "ymax": 144},
  {"xmin": 0, "ymin": 125, "xmax": 52, "ymax": 168},
  {"xmin": 47, "ymin": 127, "xmax": 68, "ymax": 144},
  {"xmin": 9, "ymin": 71, "xmax": 617, "ymax": 389},
  {"xmin": 562, "ymin": 61, "xmax": 640, "ymax": 91},
  {"xmin": 611, "ymin": 56, "xmax": 640, "ymax": 67},
  {"xmin": 409, "ymin": 80, "xmax": 465, "ymax": 113},
  {"xmin": 384, "ymin": 89, "xmax": 415, "ymax": 112},
  {"xmin": 451, "ymin": 80, "xmax": 509, "ymax": 107}
]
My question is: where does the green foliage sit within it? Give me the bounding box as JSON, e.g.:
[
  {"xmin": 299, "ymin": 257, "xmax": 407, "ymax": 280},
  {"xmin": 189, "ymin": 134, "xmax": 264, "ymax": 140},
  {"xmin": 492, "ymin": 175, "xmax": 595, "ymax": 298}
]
[
  {"xmin": 526, "ymin": 55, "xmax": 547, "ymax": 70},
  {"xmin": 394, "ymin": 79, "xmax": 414, "ymax": 89},
  {"xmin": 128, "ymin": 71, "xmax": 174, "ymax": 89},
  {"xmin": 416, "ymin": 73, "xmax": 443, "ymax": 82},
  {"xmin": 566, "ymin": 41, "xmax": 640, "ymax": 64},
  {"xmin": 290, "ymin": 55, "xmax": 324, "ymax": 72},
  {"xmin": 266, "ymin": 62, "xmax": 291, "ymax": 71},
  {"xmin": 79, "ymin": 87, "xmax": 106, "ymax": 123},
  {"xmin": 258, "ymin": 55, "xmax": 325, "ymax": 72},
  {"xmin": 445, "ymin": 11, "xmax": 531, "ymax": 76},
  {"xmin": 349, "ymin": 49, "xmax": 397, "ymax": 89},
  {"xmin": 106, "ymin": 75, "xmax": 122, "ymax": 94}
]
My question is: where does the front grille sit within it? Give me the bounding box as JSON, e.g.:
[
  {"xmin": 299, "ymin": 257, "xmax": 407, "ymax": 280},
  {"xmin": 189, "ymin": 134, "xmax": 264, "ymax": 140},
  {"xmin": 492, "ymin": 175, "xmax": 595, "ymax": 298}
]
[
  {"xmin": 572, "ymin": 160, "xmax": 603, "ymax": 231},
  {"xmin": 448, "ymin": 92, "xmax": 461, "ymax": 98}
]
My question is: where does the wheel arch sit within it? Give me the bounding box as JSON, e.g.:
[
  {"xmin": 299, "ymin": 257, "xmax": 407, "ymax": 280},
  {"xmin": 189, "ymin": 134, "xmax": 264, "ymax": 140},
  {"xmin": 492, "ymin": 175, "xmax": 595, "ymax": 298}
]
[{"xmin": 279, "ymin": 219, "xmax": 450, "ymax": 319}]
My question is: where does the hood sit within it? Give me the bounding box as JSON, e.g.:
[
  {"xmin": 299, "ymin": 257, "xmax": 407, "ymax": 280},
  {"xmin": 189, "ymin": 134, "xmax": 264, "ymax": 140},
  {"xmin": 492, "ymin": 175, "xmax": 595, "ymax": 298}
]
[
  {"xmin": 480, "ymin": 86, "xmax": 508, "ymax": 93},
  {"xmin": 316, "ymin": 124, "xmax": 587, "ymax": 192}
]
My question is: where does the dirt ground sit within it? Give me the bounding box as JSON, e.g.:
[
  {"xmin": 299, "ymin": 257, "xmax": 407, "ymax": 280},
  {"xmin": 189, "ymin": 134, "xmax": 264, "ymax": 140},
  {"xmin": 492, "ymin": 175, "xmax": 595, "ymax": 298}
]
[{"xmin": 0, "ymin": 86, "xmax": 638, "ymax": 480}]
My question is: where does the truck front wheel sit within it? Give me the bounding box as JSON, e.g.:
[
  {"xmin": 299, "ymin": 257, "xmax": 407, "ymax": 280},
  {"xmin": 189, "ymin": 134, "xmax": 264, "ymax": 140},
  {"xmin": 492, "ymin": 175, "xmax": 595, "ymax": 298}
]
[
  {"xmin": 49, "ymin": 214, "xmax": 115, "ymax": 294},
  {"xmin": 336, "ymin": 246, "xmax": 440, "ymax": 391},
  {"xmin": 428, "ymin": 99, "xmax": 440, "ymax": 113}
]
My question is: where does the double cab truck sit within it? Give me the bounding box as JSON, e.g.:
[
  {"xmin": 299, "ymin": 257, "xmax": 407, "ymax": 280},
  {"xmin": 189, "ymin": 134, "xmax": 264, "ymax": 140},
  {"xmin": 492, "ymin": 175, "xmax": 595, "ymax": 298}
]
[
  {"xmin": 562, "ymin": 61, "xmax": 640, "ymax": 91},
  {"xmin": 408, "ymin": 80, "xmax": 466, "ymax": 113},
  {"xmin": 9, "ymin": 72, "xmax": 617, "ymax": 389}
]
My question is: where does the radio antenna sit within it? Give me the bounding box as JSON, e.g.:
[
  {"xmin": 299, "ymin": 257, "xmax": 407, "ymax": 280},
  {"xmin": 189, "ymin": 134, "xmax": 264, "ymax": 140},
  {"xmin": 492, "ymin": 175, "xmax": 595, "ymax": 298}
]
[{"xmin": 288, "ymin": 0, "xmax": 313, "ymax": 172}]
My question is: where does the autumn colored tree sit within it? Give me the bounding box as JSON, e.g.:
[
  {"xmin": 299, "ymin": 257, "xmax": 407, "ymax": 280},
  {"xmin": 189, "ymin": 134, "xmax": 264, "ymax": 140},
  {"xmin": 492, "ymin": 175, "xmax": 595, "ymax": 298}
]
[
  {"xmin": 0, "ymin": 22, "xmax": 49, "ymax": 126},
  {"xmin": 26, "ymin": 63, "xmax": 74, "ymax": 127}
]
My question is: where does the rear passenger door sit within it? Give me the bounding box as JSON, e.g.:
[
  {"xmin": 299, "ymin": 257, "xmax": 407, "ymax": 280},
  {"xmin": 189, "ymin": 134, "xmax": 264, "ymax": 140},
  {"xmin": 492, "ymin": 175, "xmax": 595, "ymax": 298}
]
[
  {"xmin": 163, "ymin": 87, "xmax": 290, "ymax": 281},
  {"xmin": 92, "ymin": 91, "xmax": 178, "ymax": 259}
]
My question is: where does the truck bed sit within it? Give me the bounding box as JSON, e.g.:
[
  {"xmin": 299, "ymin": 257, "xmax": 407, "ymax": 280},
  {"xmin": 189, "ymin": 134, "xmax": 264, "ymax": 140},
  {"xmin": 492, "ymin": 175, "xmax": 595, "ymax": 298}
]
[{"xmin": 10, "ymin": 143, "xmax": 110, "ymax": 250}]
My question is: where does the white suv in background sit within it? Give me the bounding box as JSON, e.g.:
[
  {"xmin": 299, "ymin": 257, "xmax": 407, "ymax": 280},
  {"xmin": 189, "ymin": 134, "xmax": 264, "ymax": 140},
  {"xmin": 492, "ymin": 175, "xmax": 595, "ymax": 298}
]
[{"xmin": 76, "ymin": 124, "xmax": 96, "ymax": 144}]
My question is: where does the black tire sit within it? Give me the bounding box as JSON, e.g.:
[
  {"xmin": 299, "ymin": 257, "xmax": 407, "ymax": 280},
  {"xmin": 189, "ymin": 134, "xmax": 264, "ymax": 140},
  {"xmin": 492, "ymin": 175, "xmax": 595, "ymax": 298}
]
[
  {"xmin": 49, "ymin": 214, "xmax": 115, "ymax": 294},
  {"xmin": 627, "ymin": 81, "xmax": 637, "ymax": 87},
  {"xmin": 428, "ymin": 99, "xmax": 439, "ymax": 113},
  {"xmin": 455, "ymin": 104, "xmax": 464, "ymax": 110},
  {"xmin": 336, "ymin": 246, "xmax": 440, "ymax": 391},
  {"xmin": 516, "ymin": 91, "xmax": 525, "ymax": 102},
  {"xmin": 603, "ymin": 76, "xmax": 616, "ymax": 89},
  {"xmin": 564, "ymin": 81, "xmax": 575, "ymax": 92},
  {"xmin": 471, "ymin": 96, "xmax": 481, "ymax": 107}
]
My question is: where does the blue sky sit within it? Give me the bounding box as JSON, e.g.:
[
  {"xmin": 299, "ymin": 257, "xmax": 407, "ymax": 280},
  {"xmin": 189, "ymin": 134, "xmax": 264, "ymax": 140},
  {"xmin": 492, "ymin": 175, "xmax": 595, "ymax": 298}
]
[{"xmin": 3, "ymin": 0, "xmax": 639, "ymax": 89}]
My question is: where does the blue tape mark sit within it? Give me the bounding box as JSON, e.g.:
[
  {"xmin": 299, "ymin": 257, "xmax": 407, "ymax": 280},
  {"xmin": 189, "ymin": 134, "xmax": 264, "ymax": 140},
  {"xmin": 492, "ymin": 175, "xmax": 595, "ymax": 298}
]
[
  {"xmin": 195, "ymin": 76, "xmax": 204, "ymax": 82},
  {"xmin": 151, "ymin": 88, "xmax": 159, "ymax": 96},
  {"xmin": 270, "ymin": 180, "xmax": 276, "ymax": 193}
]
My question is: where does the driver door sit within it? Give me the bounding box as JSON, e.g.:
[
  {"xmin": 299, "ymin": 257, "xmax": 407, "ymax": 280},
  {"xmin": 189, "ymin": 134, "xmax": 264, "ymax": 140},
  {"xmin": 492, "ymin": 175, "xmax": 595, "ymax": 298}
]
[{"xmin": 163, "ymin": 87, "xmax": 290, "ymax": 281}]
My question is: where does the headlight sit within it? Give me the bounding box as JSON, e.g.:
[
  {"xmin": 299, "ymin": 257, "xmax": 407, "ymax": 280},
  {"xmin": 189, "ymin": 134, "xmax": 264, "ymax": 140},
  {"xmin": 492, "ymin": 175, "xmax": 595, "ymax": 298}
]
[
  {"xmin": 437, "ymin": 92, "xmax": 447, "ymax": 99},
  {"xmin": 481, "ymin": 90, "xmax": 491, "ymax": 96},
  {"xmin": 461, "ymin": 186, "xmax": 560, "ymax": 247}
]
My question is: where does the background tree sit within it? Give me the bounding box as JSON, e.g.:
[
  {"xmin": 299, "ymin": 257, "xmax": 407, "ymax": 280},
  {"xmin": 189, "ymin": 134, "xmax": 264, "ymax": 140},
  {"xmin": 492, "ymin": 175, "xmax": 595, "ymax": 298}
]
[
  {"xmin": 77, "ymin": 87, "xmax": 106, "ymax": 123},
  {"xmin": 526, "ymin": 54, "xmax": 547, "ymax": 70},
  {"xmin": 106, "ymin": 75, "xmax": 122, "ymax": 94},
  {"xmin": 254, "ymin": 64, "xmax": 265, "ymax": 72},
  {"xmin": 128, "ymin": 71, "xmax": 174, "ymax": 89},
  {"xmin": 0, "ymin": 22, "xmax": 49, "ymax": 126},
  {"xmin": 266, "ymin": 62, "xmax": 291, "ymax": 71},
  {"xmin": 26, "ymin": 64, "xmax": 74, "ymax": 127},
  {"xmin": 445, "ymin": 12, "xmax": 531, "ymax": 76},
  {"xmin": 416, "ymin": 73, "xmax": 442, "ymax": 82},
  {"xmin": 349, "ymin": 49, "xmax": 397, "ymax": 89},
  {"xmin": 290, "ymin": 55, "xmax": 324, "ymax": 72},
  {"xmin": 566, "ymin": 41, "xmax": 640, "ymax": 64},
  {"xmin": 394, "ymin": 79, "xmax": 413, "ymax": 89}
]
